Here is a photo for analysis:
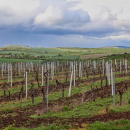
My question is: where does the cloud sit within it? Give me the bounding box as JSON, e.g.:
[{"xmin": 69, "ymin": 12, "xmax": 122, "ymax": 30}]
[
  {"xmin": 34, "ymin": 6, "xmax": 64, "ymax": 26},
  {"xmin": 99, "ymin": 34, "xmax": 130, "ymax": 41},
  {"xmin": 0, "ymin": 0, "xmax": 40, "ymax": 25},
  {"xmin": 1, "ymin": 0, "xmax": 130, "ymax": 47},
  {"xmin": 34, "ymin": 6, "xmax": 90, "ymax": 27}
]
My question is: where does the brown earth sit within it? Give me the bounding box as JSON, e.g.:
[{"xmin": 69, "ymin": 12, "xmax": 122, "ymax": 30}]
[{"xmin": 0, "ymin": 78, "xmax": 130, "ymax": 129}]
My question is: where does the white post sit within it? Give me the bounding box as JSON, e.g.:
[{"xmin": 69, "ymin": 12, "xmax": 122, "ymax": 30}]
[
  {"xmin": 111, "ymin": 67, "xmax": 113, "ymax": 95},
  {"xmin": 74, "ymin": 61, "xmax": 75, "ymax": 86},
  {"xmin": 5, "ymin": 63, "xmax": 6, "ymax": 73},
  {"xmin": 108, "ymin": 63, "xmax": 110, "ymax": 85},
  {"xmin": 47, "ymin": 71, "xmax": 49, "ymax": 113},
  {"xmin": 51, "ymin": 62, "xmax": 53, "ymax": 80},
  {"xmin": 19, "ymin": 63, "xmax": 21, "ymax": 76},
  {"xmin": 31, "ymin": 62, "xmax": 33, "ymax": 72},
  {"xmin": 68, "ymin": 70, "xmax": 73, "ymax": 97},
  {"xmin": 125, "ymin": 59, "xmax": 127, "ymax": 73},
  {"xmin": 76, "ymin": 61, "xmax": 77, "ymax": 73},
  {"xmin": 3, "ymin": 63, "xmax": 4, "ymax": 76},
  {"xmin": 120, "ymin": 60, "xmax": 121, "ymax": 73},
  {"xmin": 70, "ymin": 61, "xmax": 71, "ymax": 72},
  {"xmin": 2, "ymin": 64, "xmax": 3, "ymax": 77},
  {"xmin": 79, "ymin": 62, "xmax": 80, "ymax": 77},
  {"xmin": 113, "ymin": 70, "xmax": 115, "ymax": 107},
  {"xmin": 102, "ymin": 59, "xmax": 104, "ymax": 74},
  {"xmin": 115, "ymin": 59, "xmax": 117, "ymax": 67},
  {"xmin": 11, "ymin": 64, "xmax": 12, "ymax": 87},
  {"xmin": 71, "ymin": 61, "xmax": 73, "ymax": 72},
  {"xmin": 26, "ymin": 71, "xmax": 27, "ymax": 99},
  {"xmin": 24, "ymin": 65, "xmax": 25, "ymax": 78},
  {"xmin": 45, "ymin": 63, "xmax": 46, "ymax": 72},
  {"xmin": 106, "ymin": 62, "xmax": 110, "ymax": 85},
  {"xmin": 29, "ymin": 63, "xmax": 30, "ymax": 73},
  {"xmin": 53, "ymin": 62, "xmax": 55, "ymax": 76},
  {"xmin": 8, "ymin": 63, "xmax": 9, "ymax": 82},
  {"xmin": 81, "ymin": 62, "xmax": 82, "ymax": 77},
  {"xmin": 42, "ymin": 65, "xmax": 43, "ymax": 86}
]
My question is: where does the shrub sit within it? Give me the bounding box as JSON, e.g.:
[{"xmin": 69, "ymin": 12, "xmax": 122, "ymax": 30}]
[
  {"xmin": 3, "ymin": 108, "xmax": 9, "ymax": 114},
  {"xmin": 62, "ymin": 105, "xmax": 71, "ymax": 111},
  {"xmin": 109, "ymin": 108, "xmax": 121, "ymax": 114},
  {"xmin": 109, "ymin": 109, "xmax": 117, "ymax": 114},
  {"xmin": 128, "ymin": 99, "xmax": 130, "ymax": 104}
]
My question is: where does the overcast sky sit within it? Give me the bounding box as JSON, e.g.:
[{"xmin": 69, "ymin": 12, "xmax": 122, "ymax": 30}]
[{"xmin": 0, "ymin": 0, "xmax": 130, "ymax": 48}]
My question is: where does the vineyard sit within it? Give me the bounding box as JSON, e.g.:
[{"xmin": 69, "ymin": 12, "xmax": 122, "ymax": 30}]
[{"xmin": 1, "ymin": 59, "xmax": 130, "ymax": 130}]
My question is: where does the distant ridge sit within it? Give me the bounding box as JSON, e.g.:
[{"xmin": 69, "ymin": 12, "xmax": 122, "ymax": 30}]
[
  {"xmin": 99, "ymin": 46, "xmax": 130, "ymax": 49},
  {"xmin": 3, "ymin": 45, "xmax": 31, "ymax": 48},
  {"xmin": 2, "ymin": 45, "xmax": 130, "ymax": 49}
]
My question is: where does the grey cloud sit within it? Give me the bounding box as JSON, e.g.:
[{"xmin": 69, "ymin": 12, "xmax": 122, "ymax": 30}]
[{"xmin": 1, "ymin": 0, "xmax": 130, "ymax": 47}]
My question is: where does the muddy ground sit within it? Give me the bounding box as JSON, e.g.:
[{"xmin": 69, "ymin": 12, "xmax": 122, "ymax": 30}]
[{"xmin": 0, "ymin": 78, "xmax": 130, "ymax": 129}]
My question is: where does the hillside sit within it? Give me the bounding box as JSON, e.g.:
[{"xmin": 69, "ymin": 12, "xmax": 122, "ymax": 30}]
[
  {"xmin": 0, "ymin": 44, "xmax": 130, "ymax": 61},
  {"xmin": 3, "ymin": 45, "xmax": 31, "ymax": 48}
]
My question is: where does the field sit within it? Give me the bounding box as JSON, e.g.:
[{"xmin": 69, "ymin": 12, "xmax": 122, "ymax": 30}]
[
  {"xmin": 1, "ymin": 46, "xmax": 130, "ymax": 61},
  {"xmin": 0, "ymin": 55, "xmax": 130, "ymax": 130},
  {"xmin": 0, "ymin": 58, "xmax": 42, "ymax": 63},
  {"xmin": 81, "ymin": 53, "xmax": 113, "ymax": 59}
]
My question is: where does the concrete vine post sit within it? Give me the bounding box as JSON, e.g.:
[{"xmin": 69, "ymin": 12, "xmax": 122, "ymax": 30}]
[
  {"xmin": 11, "ymin": 64, "xmax": 12, "ymax": 87},
  {"xmin": 120, "ymin": 60, "xmax": 121, "ymax": 73},
  {"xmin": 42, "ymin": 65, "xmax": 43, "ymax": 86},
  {"xmin": 111, "ymin": 67, "xmax": 113, "ymax": 95},
  {"xmin": 24, "ymin": 65, "xmax": 25, "ymax": 78},
  {"xmin": 74, "ymin": 61, "xmax": 75, "ymax": 86},
  {"xmin": 113, "ymin": 70, "xmax": 115, "ymax": 108},
  {"xmin": 2, "ymin": 63, "xmax": 3, "ymax": 77},
  {"xmin": 26, "ymin": 71, "xmax": 27, "ymax": 99},
  {"xmin": 68, "ymin": 70, "xmax": 73, "ymax": 97},
  {"xmin": 8, "ymin": 63, "xmax": 9, "ymax": 82},
  {"xmin": 47, "ymin": 71, "xmax": 49, "ymax": 113}
]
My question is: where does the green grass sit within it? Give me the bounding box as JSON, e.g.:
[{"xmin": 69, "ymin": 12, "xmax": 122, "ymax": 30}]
[
  {"xmin": 0, "ymin": 51, "xmax": 27, "ymax": 54},
  {"xmin": 30, "ymin": 48, "xmax": 63, "ymax": 52},
  {"xmin": 0, "ymin": 75, "xmax": 101, "ymax": 111},
  {"xmin": 1, "ymin": 72, "xmax": 130, "ymax": 130},
  {"xmin": 0, "ymin": 58, "xmax": 42, "ymax": 63},
  {"xmin": 0, "ymin": 71, "xmax": 102, "ymax": 96},
  {"xmin": 3, "ymin": 108, "xmax": 10, "ymax": 114},
  {"xmin": 3, "ymin": 117, "xmax": 130, "ymax": 130},
  {"xmin": 0, "ymin": 75, "xmax": 44, "ymax": 96},
  {"xmin": 103, "ymin": 53, "xmax": 130, "ymax": 61},
  {"xmin": 29, "ymin": 76, "xmax": 130, "ymax": 119},
  {"xmin": 2, "ymin": 123, "xmax": 71, "ymax": 130},
  {"xmin": 87, "ymin": 119, "xmax": 130, "ymax": 130},
  {"xmin": 0, "ymin": 51, "xmax": 58, "ymax": 56},
  {"xmin": 29, "ymin": 53, "xmax": 58, "ymax": 56},
  {"xmin": 32, "ymin": 95, "xmax": 115, "ymax": 119},
  {"xmin": 0, "ymin": 74, "xmax": 129, "ymax": 113}
]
